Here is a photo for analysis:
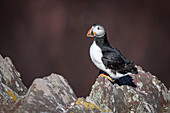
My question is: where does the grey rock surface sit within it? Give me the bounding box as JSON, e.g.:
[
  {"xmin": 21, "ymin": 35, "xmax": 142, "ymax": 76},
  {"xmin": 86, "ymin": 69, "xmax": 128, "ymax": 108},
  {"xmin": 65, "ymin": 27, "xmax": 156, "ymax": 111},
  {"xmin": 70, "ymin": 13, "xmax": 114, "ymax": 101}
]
[
  {"xmin": 0, "ymin": 55, "xmax": 27, "ymax": 112},
  {"xmin": 13, "ymin": 73, "xmax": 77, "ymax": 113},
  {"xmin": 87, "ymin": 66, "xmax": 170, "ymax": 112},
  {"xmin": 0, "ymin": 54, "xmax": 169, "ymax": 113},
  {"xmin": 13, "ymin": 73, "xmax": 111, "ymax": 113}
]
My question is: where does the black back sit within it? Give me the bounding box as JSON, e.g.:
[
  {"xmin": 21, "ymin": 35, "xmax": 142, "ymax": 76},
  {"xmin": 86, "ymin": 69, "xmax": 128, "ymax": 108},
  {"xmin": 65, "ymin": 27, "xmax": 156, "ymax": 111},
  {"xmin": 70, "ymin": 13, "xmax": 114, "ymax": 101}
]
[{"xmin": 95, "ymin": 34, "xmax": 138, "ymax": 74}]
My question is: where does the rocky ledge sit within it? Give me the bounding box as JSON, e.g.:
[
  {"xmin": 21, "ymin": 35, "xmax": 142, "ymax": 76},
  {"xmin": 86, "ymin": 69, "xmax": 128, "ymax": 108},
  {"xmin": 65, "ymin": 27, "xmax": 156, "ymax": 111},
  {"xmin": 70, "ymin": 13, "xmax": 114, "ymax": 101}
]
[{"xmin": 0, "ymin": 54, "xmax": 169, "ymax": 113}]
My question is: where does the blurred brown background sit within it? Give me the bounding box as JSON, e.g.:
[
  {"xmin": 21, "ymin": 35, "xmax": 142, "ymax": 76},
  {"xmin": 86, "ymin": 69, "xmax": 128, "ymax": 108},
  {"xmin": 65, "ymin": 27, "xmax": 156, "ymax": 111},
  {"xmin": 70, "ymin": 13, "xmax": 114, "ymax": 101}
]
[{"xmin": 0, "ymin": 0, "xmax": 169, "ymax": 97}]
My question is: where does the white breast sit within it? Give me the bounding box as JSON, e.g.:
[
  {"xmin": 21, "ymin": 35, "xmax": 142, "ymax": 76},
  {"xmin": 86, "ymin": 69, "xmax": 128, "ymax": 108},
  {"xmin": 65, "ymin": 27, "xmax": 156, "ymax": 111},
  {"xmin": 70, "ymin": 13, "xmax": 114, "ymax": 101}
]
[
  {"xmin": 89, "ymin": 41, "xmax": 127, "ymax": 79},
  {"xmin": 90, "ymin": 41, "xmax": 105, "ymax": 70}
]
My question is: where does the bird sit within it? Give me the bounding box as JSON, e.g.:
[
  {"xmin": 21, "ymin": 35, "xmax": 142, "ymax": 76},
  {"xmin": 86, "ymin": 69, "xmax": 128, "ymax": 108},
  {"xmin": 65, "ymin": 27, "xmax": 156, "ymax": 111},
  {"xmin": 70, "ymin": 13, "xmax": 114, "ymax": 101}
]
[{"xmin": 86, "ymin": 24, "xmax": 138, "ymax": 87}]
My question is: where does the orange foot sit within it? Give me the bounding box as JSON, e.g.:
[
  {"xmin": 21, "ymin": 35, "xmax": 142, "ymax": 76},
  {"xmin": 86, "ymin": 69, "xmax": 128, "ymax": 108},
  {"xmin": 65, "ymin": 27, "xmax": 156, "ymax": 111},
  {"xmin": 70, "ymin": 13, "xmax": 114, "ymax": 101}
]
[{"xmin": 98, "ymin": 74, "xmax": 115, "ymax": 82}]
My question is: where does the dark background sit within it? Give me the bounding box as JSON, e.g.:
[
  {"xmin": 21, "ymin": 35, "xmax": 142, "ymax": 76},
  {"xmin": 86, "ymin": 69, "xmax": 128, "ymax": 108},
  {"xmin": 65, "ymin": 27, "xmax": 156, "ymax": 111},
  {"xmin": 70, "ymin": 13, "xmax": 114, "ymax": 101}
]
[{"xmin": 0, "ymin": 0, "xmax": 169, "ymax": 97}]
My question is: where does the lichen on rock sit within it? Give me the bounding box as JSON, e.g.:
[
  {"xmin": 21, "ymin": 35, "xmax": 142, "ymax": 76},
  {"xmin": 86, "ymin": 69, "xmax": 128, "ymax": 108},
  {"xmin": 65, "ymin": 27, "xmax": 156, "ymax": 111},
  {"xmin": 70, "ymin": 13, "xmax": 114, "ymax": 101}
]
[
  {"xmin": 0, "ymin": 55, "xmax": 27, "ymax": 112},
  {"xmin": 0, "ymin": 54, "xmax": 169, "ymax": 113},
  {"xmin": 87, "ymin": 66, "xmax": 170, "ymax": 113}
]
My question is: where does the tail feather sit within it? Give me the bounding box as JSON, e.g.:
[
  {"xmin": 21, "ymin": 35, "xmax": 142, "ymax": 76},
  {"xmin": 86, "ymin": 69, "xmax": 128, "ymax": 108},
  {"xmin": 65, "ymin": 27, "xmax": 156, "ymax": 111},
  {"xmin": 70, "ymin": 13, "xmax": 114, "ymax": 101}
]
[{"xmin": 113, "ymin": 75, "xmax": 136, "ymax": 87}]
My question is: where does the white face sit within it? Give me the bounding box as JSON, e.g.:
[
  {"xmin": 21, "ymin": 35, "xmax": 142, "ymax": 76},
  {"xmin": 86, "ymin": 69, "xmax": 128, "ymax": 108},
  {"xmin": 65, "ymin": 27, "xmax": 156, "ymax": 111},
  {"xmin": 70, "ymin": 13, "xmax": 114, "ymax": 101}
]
[{"xmin": 93, "ymin": 25, "xmax": 105, "ymax": 37}]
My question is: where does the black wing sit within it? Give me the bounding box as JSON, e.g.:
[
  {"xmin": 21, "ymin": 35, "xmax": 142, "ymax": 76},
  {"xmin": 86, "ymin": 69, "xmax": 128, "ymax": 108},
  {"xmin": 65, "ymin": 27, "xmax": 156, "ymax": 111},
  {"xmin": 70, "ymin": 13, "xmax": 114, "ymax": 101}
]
[
  {"xmin": 101, "ymin": 46, "xmax": 138, "ymax": 74},
  {"xmin": 101, "ymin": 46, "xmax": 127, "ymax": 70}
]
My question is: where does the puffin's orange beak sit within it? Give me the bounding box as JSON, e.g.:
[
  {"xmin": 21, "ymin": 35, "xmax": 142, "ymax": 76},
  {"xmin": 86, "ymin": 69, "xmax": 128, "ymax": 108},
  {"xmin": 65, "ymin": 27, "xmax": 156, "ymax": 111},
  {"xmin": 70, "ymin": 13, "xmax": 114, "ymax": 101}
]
[{"xmin": 87, "ymin": 27, "xmax": 93, "ymax": 37}]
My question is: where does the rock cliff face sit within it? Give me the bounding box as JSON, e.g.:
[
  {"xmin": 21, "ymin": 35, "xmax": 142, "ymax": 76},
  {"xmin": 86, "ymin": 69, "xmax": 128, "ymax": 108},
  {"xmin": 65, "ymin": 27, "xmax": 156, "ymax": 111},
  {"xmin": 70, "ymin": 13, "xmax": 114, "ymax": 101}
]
[
  {"xmin": 0, "ymin": 54, "xmax": 169, "ymax": 113},
  {"xmin": 0, "ymin": 55, "xmax": 27, "ymax": 112}
]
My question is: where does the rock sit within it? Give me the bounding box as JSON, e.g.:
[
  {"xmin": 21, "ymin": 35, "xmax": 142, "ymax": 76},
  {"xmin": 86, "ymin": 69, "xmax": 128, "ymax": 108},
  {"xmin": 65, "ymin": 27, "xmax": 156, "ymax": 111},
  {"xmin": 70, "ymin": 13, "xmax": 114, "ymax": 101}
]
[
  {"xmin": 0, "ymin": 54, "xmax": 169, "ymax": 112},
  {"xmin": 87, "ymin": 66, "xmax": 170, "ymax": 113},
  {"xmin": 66, "ymin": 97, "xmax": 112, "ymax": 112},
  {"xmin": 0, "ymin": 55, "xmax": 27, "ymax": 112},
  {"xmin": 12, "ymin": 73, "xmax": 77, "ymax": 112},
  {"xmin": 13, "ymin": 74, "xmax": 111, "ymax": 113}
]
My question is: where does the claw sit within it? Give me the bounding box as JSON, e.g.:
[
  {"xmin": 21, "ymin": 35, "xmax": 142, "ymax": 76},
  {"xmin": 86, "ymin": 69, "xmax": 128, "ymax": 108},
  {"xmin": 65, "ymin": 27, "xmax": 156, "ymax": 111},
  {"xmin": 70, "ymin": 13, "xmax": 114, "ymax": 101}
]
[{"xmin": 98, "ymin": 74, "xmax": 115, "ymax": 82}]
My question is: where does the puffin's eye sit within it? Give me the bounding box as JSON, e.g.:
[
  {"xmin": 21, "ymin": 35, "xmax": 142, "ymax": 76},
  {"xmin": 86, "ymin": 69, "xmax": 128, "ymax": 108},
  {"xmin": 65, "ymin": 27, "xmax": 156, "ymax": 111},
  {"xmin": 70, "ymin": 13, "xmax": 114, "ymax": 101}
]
[{"xmin": 97, "ymin": 27, "xmax": 100, "ymax": 30}]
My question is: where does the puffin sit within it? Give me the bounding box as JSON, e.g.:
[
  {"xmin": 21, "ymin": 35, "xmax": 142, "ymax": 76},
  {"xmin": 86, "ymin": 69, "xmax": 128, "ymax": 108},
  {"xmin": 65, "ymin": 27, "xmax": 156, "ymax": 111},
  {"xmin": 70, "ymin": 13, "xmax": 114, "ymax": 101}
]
[{"xmin": 87, "ymin": 24, "xmax": 138, "ymax": 87}]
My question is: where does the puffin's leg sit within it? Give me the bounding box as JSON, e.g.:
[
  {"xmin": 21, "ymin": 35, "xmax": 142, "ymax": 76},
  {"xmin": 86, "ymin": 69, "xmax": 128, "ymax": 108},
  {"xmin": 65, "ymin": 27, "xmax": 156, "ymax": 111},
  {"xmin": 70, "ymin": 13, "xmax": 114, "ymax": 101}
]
[
  {"xmin": 98, "ymin": 70, "xmax": 115, "ymax": 82},
  {"xmin": 97, "ymin": 70, "xmax": 136, "ymax": 87}
]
